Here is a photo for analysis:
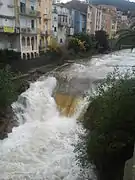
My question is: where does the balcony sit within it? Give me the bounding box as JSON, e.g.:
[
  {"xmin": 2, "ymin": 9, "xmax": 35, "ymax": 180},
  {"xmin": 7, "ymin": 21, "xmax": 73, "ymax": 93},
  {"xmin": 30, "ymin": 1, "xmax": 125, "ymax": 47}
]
[
  {"xmin": 52, "ymin": 8, "xmax": 58, "ymax": 14},
  {"xmin": 58, "ymin": 20, "xmax": 67, "ymax": 27},
  {"xmin": 43, "ymin": 14, "xmax": 51, "ymax": 21},
  {"xmin": 20, "ymin": 27, "xmax": 37, "ymax": 34},
  {"xmin": 22, "ymin": 46, "xmax": 32, "ymax": 52},
  {"xmin": 40, "ymin": 30, "xmax": 52, "ymax": 37},
  {"xmin": 66, "ymin": 27, "xmax": 74, "ymax": 36},
  {"xmin": 19, "ymin": 7, "xmax": 40, "ymax": 17},
  {"xmin": 7, "ymin": 4, "xmax": 14, "ymax": 8},
  {"xmin": 0, "ymin": 25, "xmax": 20, "ymax": 33}
]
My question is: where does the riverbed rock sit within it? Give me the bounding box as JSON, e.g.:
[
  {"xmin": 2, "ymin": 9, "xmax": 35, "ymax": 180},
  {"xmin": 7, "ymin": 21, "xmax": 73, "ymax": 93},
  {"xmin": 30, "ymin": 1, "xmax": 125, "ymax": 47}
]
[{"xmin": 0, "ymin": 107, "xmax": 18, "ymax": 140}]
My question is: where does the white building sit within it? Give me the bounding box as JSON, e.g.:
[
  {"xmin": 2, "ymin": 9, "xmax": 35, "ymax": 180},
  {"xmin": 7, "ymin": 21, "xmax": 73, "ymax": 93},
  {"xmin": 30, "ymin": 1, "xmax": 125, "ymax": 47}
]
[
  {"xmin": 86, "ymin": 5, "xmax": 93, "ymax": 34},
  {"xmin": 90, "ymin": 5, "xmax": 102, "ymax": 34},
  {"xmin": 95, "ymin": 7, "xmax": 102, "ymax": 31},
  {"xmin": 52, "ymin": 4, "xmax": 74, "ymax": 45},
  {"xmin": 0, "ymin": 0, "xmax": 40, "ymax": 60},
  {"xmin": 0, "ymin": 0, "xmax": 19, "ymax": 50}
]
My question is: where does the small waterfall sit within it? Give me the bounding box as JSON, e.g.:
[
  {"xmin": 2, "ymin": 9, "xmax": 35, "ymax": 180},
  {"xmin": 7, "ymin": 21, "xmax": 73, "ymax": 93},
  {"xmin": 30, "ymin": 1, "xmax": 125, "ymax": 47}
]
[{"xmin": 0, "ymin": 77, "xmax": 94, "ymax": 180}]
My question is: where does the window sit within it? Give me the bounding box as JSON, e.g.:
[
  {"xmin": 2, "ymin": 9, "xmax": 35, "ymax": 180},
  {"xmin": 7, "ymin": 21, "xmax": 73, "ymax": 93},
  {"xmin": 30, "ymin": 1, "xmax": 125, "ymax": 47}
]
[
  {"xmin": 39, "ymin": 17, "xmax": 41, "ymax": 24},
  {"xmin": 54, "ymin": 7, "xmax": 57, "ymax": 13},
  {"xmin": 60, "ymin": 38, "xmax": 63, "ymax": 43},
  {"xmin": 20, "ymin": 2, "xmax": 26, "ymax": 13},
  {"xmin": 31, "ymin": 20, "xmax": 35, "ymax": 29},
  {"xmin": 54, "ymin": 27, "xmax": 57, "ymax": 32},
  {"xmin": 31, "ymin": 6, "xmax": 34, "ymax": 11},
  {"xmin": 38, "ymin": 0, "xmax": 41, "ymax": 6}
]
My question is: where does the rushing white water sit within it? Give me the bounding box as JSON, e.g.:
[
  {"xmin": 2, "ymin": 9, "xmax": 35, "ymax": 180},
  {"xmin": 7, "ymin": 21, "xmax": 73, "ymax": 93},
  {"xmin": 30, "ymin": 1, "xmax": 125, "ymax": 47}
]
[
  {"xmin": 0, "ymin": 49, "xmax": 135, "ymax": 180},
  {"xmin": 0, "ymin": 77, "xmax": 93, "ymax": 180},
  {"xmin": 60, "ymin": 49, "xmax": 135, "ymax": 81}
]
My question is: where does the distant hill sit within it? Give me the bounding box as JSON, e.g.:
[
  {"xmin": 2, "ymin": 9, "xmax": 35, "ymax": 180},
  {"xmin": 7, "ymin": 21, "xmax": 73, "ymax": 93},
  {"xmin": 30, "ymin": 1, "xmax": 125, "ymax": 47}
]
[{"xmin": 91, "ymin": 0, "xmax": 135, "ymax": 11}]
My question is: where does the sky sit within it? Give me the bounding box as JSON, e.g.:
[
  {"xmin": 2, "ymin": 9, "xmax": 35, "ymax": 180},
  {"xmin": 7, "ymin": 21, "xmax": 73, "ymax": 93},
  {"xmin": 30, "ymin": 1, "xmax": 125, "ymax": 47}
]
[{"xmin": 61, "ymin": 0, "xmax": 135, "ymax": 3}]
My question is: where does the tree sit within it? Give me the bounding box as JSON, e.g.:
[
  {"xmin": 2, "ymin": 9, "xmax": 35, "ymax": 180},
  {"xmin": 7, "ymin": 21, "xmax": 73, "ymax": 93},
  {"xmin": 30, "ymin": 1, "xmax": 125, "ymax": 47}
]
[
  {"xmin": 115, "ymin": 23, "xmax": 135, "ymax": 48},
  {"xmin": 73, "ymin": 33, "xmax": 92, "ymax": 51},
  {"xmin": 76, "ymin": 69, "xmax": 135, "ymax": 180},
  {"xmin": 95, "ymin": 30, "xmax": 110, "ymax": 53}
]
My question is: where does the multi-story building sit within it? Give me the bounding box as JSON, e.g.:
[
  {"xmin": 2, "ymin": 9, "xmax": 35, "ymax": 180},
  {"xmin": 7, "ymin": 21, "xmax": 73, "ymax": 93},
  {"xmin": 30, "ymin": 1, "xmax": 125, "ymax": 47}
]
[
  {"xmin": 95, "ymin": 7, "xmax": 102, "ymax": 31},
  {"xmin": 86, "ymin": 5, "xmax": 92, "ymax": 34},
  {"xmin": 110, "ymin": 17, "xmax": 118, "ymax": 38},
  {"xmin": 89, "ymin": 5, "xmax": 103, "ymax": 34},
  {"xmin": 0, "ymin": 0, "xmax": 40, "ymax": 60},
  {"xmin": 117, "ymin": 11, "xmax": 129, "ymax": 30},
  {"xmin": 0, "ymin": 0, "xmax": 19, "ymax": 50},
  {"xmin": 52, "ymin": 3, "xmax": 74, "ymax": 44},
  {"xmin": 38, "ymin": 0, "xmax": 52, "ymax": 52},
  {"xmin": 65, "ymin": 0, "xmax": 87, "ymax": 34},
  {"xmin": 98, "ymin": 5, "xmax": 118, "ymax": 38},
  {"xmin": 101, "ymin": 11, "xmax": 111, "ymax": 36},
  {"xmin": 73, "ymin": 10, "xmax": 86, "ymax": 34},
  {"xmin": 18, "ymin": 0, "xmax": 40, "ymax": 59}
]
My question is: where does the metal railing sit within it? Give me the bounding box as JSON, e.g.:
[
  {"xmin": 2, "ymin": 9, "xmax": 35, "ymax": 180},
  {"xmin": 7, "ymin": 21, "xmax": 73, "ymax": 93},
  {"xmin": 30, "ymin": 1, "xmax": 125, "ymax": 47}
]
[
  {"xmin": 19, "ymin": 7, "xmax": 40, "ymax": 17},
  {"xmin": 20, "ymin": 27, "xmax": 38, "ymax": 34}
]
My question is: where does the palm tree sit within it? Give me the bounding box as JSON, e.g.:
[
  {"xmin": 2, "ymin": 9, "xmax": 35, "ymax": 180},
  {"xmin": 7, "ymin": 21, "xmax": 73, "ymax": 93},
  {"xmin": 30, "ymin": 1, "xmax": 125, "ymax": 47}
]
[{"xmin": 115, "ymin": 23, "xmax": 135, "ymax": 50}]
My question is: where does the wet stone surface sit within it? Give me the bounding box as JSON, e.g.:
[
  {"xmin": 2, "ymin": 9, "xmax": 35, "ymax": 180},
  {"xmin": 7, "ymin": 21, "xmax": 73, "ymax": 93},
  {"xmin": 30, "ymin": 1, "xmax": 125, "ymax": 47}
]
[{"xmin": 55, "ymin": 76, "xmax": 96, "ymax": 97}]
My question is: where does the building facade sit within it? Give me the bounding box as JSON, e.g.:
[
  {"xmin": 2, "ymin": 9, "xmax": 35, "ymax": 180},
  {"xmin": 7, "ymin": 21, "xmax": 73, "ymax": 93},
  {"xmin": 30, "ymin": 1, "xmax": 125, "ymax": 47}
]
[
  {"xmin": 0, "ymin": 0, "xmax": 40, "ymax": 59},
  {"xmin": 65, "ymin": 0, "xmax": 87, "ymax": 34},
  {"xmin": 98, "ymin": 5, "xmax": 118, "ymax": 38},
  {"xmin": 38, "ymin": 0, "xmax": 52, "ymax": 52},
  {"xmin": 52, "ymin": 4, "xmax": 74, "ymax": 44},
  {"xmin": 74, "ymin": 9, "xmax": 86, "ymax": 34},
  {"xmin": 102, "ymin": 11, "xmax": 111, "ymax": 36},
  {"xmin": 86, "ymin": 5, "xmax": 92, "ymax": 34},
  {"xmin": 0, "ymin": 0, "xmax": 19, "ymax": 50},
  {"xmin": 18, "ymin": 0, "xmax": 40, "ymax": 59}
]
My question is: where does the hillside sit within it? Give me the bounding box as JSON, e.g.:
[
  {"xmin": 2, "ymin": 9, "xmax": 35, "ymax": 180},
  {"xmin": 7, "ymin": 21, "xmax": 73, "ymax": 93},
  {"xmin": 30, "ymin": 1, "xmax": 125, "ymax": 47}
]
[{"xmin": 91, "ymin": 0, "xmax": 135, "ymax": 11}]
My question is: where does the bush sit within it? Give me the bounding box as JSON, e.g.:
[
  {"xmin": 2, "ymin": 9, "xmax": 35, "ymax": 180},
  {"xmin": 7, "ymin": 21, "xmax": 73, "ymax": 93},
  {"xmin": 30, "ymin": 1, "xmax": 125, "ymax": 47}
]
[
  {"xmin": 76, "ymin": 69, "xmax": 135, "ymax": 180},
  {"xmin": 0, "ymin": 49, "xmax": 21, "ymax": 68},
  {"xmin": 68, "ymin": 37, "xmax": 86, "ymax": 52},
  {"xmin": 0, "ymin": 68, "xmax": 20, "ymax": 109},
  {"xmin": 74, "ymin": 33, "xmax": 92, "ymax": 51}
]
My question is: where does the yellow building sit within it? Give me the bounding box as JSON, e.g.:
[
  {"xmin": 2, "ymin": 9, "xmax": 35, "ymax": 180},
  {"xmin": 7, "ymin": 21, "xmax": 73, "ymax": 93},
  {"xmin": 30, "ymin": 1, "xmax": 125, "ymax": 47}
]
[{"xmin": 38, "ymin": 0, "xmax": 52, "ymax": 52}]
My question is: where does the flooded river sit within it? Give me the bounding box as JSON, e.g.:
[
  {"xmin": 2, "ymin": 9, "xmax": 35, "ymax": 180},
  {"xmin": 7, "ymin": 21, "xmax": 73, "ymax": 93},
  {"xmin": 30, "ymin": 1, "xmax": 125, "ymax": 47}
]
[{"xmin": 0, "ymin": 50, "xmax": 135, "ymax": 179}]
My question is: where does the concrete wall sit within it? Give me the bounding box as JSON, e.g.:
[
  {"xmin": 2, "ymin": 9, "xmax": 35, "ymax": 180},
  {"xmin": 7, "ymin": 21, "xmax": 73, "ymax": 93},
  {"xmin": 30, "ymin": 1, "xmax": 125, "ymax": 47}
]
[
  {"xmin": 0, "ymin": 0, "xmax": 15, "ymax": 27},
  {"xmin": 123, "ymin": 158, "xmax": 133, "ymax": 180},
  {"xmin": 0, "ymin": 34, "xmax": 20, "ymax": 50},
  {"xmin": 0, "ymin": 0, "xmax": 15, "ymax": 17}
]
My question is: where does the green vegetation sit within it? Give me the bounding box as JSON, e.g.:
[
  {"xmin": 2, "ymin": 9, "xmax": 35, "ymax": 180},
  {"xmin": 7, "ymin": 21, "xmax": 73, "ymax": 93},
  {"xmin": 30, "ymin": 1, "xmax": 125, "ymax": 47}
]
[
  {"xmin": 0, "ymin": 68, "xmax": 21, "ymax": 109},
  {"xmin": 76, "ymin": 69, "xmax": 135, "ymax": 180},
  {"xmin": 47, "ymin": 32, "xmax": 110, "ymax": 62},
  {"xmin": 95, "ymin": 30, "xmax": 110, "ymax": 53},
  {"xmin": 116, "ymin": 24, "xmax": 135, "ymax": 49},
  {"xmin": 0, "ymin": 49, "xmax": 21, "ymax": 68}
]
